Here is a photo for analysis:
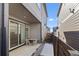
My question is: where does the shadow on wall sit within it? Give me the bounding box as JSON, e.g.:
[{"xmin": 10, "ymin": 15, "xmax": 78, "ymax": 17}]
[{"xmin": 64, "ymin": 31, "xmax": 79, "ymax": 51}]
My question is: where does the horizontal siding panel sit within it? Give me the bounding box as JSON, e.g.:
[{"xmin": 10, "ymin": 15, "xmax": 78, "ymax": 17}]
[
  {"xmin": 62, "ymin": 10, "xmax": 79, "ymax": 31},
  {"xmin": 59, "ymin": 3, "xmax": 79, "ymax": 50},
  {"xmin": 59, "ymin": 3, "xmax": 79, "ymax": 21}
]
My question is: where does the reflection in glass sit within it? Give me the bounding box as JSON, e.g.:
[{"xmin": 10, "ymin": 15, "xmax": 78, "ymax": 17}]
[
  {"xmin": 9, "ymin": 20, "xmax": 26, "ymax": 48},
  {"xmin": 20, "ymin": 23, "xmax": 25, "ymax": 43},
  {"xmin": 10, "ymin": 21, "xmax": 18, "ymax": 48}
]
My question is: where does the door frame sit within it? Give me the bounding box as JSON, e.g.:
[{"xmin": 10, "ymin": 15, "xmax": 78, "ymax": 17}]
[
  {"xmin": 9, "ymin": 20, "xmax": 19, "ymax": 50},
  {"xmin": 9, "ymin": 16, "xmax": 26, "ymax": 50}
]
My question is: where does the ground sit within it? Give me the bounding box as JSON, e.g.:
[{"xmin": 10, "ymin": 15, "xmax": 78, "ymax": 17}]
[{"xmin": 9, "ymin": 43, "xmax": 54, "ymax": 56}]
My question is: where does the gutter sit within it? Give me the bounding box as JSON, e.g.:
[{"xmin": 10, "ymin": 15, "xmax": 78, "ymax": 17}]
[
  {"xmin": 43, "ymin": 3, "xmax": 48, "ymax": 17},
  {"xmin": 57, "ymin": 3, "xmax": 62, "ymax": 17}
]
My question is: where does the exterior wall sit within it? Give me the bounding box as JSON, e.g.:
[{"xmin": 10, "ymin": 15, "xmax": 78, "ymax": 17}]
[
  {"xmin": 0, "ymin": 3, "xmax": 47, "ymax": 55},
  {"xmin": 26, "ymin": 24, "xmax": 31, "ymax": 39},
  {"xmin": 58, "ymin": 3, "xmax": 79, "ymax": 50},
  {"xmin": 41, "ymin": 4, "xmax": 48, "ymax": 41},
  {"xmin": 30, "ymin": 23, "xmax": 41, "ymax": 42},
  {"xmin": 58, "ymin": 4, "xmax": 79, "ymax": 41},
  {"xmin": 22, "ymin": 3, "xmax": 48, "ymax": 41},
  {"xmin": 9, "ymin": 3, "xmax": 42, "ymax": 49},
  {"xmin": 42, "ymin": 25, "xmax": 47, "ymax": 41},
  {"xmin": 58, "ymin": 3, "xmax": 78, "ymax": 22}
]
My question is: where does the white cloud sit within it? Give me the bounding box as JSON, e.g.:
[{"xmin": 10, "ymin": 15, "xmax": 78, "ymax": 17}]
[{"xmin": 49, "ymin": 18, "xmax": 54, "ymax": 21}]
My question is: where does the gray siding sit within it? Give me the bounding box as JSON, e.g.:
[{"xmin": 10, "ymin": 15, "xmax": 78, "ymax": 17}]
[
  {"xmin": 58, "ymin": 3, "xmax": 79, "ymax": 50},
  {"xmin": 59, "ymin": 3, "xmax": 78, "ymax": 21},
  {"xmin": 64, "ymin": 31, "xmax": 79, "ymax": 51}
]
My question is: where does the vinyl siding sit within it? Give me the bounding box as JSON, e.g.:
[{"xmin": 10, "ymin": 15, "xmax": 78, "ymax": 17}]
[
  {"xmin": 58, "ymin": 3, "xmax": 79, "ymax": 50},
  {"xmin": 59, "ymin": 3, "xmax": 79, "ymax": 22}
]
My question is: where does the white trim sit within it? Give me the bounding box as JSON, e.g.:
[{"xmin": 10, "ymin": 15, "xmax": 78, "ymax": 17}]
[
  {"xmin": 26, "ymin": 25, "xmax": 31, "ymax": 39},
  {"xmin": 8, "ymin": 20, "xmax": 11, "ymax": 50},
  {"xmin": 9, "ymin": 19, "xmax": 19, "ymax": 50},
  {"xmin": 9, "ymin": 16, "xmax": 30, "ymax": 25},
  {"xmin": 61, "ymin": 13, "xmax": 73, "ymax": 23},
  {"xmin": 18, "ymin": 24, "xmax": 20, "ymax": 45},
  {"xmin": 9, "ymin": 43, "xmax": 25, "ymax": 50}
]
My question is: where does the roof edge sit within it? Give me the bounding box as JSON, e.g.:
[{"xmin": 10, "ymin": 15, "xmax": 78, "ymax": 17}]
[
  {"xmin": 43, "ymin": 3, "xmax": 48, "ymax": 17},
  {"xmin": 57, "ymin": 3, "xmax": 62, "ymax": 17}
]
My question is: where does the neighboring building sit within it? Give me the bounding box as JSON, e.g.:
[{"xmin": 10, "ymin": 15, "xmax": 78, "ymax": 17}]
[
  {"xmin": 57, "ymin": 3, "xmax": 79, "ymax": 51},
  {"xmin": 53, "ymin": 27, "xmax": 58, "ymax": 37},
  {"xmin": 0, "ymin": 3, "xmax": 48, "ymax": 55},
  {"xmin": 46, "ymin": 26, "xmax": 50, "ymax": 33}
]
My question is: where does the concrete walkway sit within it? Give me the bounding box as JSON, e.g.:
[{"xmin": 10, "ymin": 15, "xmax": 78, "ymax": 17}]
[
  {"xmin": 40, "ymin": 43, "xmax": 54, "ymax": 56},
  {"xmin": 32, "ymin": 43, "xmax": 54, "ymax": 56},
  {"xmin": 9, "ymin": 44, "xmax": 41, "ymax": 56}
]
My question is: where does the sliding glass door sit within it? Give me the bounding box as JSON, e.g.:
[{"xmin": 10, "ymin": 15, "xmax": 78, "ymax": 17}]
[
  {"xmin": 19, "ymin": 23, "xmax": 26, "ymax": 44},
  {"xmin": 10, "ymin": 21, "xmax": 18, "ymax": 48},
  {"xmin": 9, "ymin": 19, "xmax": 26, "ymax": 49},
  {"xmin": 20, "ymin": 23, "xmax": 26, "ymax": 44}
]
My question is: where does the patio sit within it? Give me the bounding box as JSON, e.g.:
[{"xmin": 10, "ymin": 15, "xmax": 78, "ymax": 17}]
[{"xmin": 9, "ymin": 44, "xmax": 41, "ymax": 56}]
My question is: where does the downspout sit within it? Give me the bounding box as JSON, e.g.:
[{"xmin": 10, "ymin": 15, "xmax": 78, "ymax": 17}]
[
  {"xmin": 1, "ymin": 3, "xmax": 7, "ymax": 56},
  {"xmin": 1, "ymin": 3, "xmax": 9, "ymax": 56}
]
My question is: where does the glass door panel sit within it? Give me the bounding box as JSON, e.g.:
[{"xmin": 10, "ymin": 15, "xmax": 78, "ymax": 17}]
[
  {"xmin": 10, "ymin": 21, "xmax": 18, "ymax": 48},
  {"xmin": 18, "ymin": 24, "xmax": 21, "ymax": 44},
  {"xmin": 20, "ymin": 23, "xmax": 25, "ymax": 44}
]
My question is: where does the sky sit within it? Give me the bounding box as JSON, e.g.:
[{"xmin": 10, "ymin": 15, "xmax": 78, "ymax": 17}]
[{"xmin": 46, "ymin": 3, "xmax": 60, "ymax": 32}]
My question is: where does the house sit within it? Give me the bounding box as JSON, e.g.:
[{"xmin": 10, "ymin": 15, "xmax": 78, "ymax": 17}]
[
  {"xmin": 0, "ymin": 3, "xmax": 48, "ymax": 56},
  {"xmin": 57, "ymin": 3, "xmax": 79, "ymax": 51},
  {"xmin": 53, "ymin": 27, "xmax": 58, "ymax": 37}
]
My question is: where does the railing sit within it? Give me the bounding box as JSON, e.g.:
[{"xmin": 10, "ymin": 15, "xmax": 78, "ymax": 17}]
[
  {"xmin": 44, "ymin": 33, "xmax": 78, "ymax": 56},
  {"xmin": 52, "ymin": 36, "xmax": 74, "ymax": 56}
]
